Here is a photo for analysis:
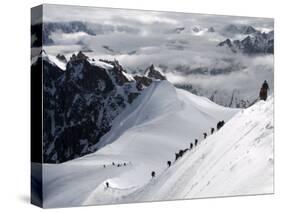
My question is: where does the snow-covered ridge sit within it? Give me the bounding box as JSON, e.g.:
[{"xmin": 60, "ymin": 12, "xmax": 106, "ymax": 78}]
[
  {"xmin": 93, "ymin": 80, "xmax": 237, "ymax": 152},
  {"xmin": 42, "ymin": 80, "xmax": 239, "ymax": 207}
]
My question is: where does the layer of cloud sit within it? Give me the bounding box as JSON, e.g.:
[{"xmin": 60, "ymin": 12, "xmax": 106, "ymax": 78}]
[{"xmin": 40, "ymin": 4, "xmax": 274, "ymax": 105}]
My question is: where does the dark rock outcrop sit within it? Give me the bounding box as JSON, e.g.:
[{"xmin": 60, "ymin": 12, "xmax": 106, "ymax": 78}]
[
  {"xmin": 144, "ymin": 64, "xmax": 166, "ymax": 80},
  {"xmin": 56, "ymin": 54, "xmax": 67, "ymax": 63},
  {"xmin": 32, "ymin": 52, "xmax": 165, "ymax": 163},
  {"xmin": 134, "ymin": 75, "xmax": 153, "ymax": 90}
]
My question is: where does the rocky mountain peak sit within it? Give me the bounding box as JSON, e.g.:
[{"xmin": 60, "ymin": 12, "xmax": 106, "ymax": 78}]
[
  {"xmin": 39, "ymin": 49, "xmax": 48, "ymax": 57},
  {"xmin": 145, "ymin": 64, "xmax": 166, "ymax": 81},
  {"xmin": 218, "ymin": 30, "xmax": 274, "ymax": 54},
  {"xmin": 192, "ymin": 26, "xmax": 201, "ymax": 33},
  {"xmin": 99, "ymin": 59, "xmax": 131, "ymax": 86},
  {"xmin": 70, "ymin": 51, "xmax": 88, "ymax": 61},
  {"xmin": 243, "ymin": 26, "xmax": 257, "ymax": 34},
  {"xmin": 56, "ymin": 54, "xmax": 67, "ymax": 63},
  {"xmin": 224, "ymin": 24, "xmax": 257, "ymax": 35}
]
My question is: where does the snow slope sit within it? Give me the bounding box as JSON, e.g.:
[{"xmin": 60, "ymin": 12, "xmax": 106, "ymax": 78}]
[
  {"xmin": 42, "ymin": 81, "xmax": 240, "ymax": 207},
  {"xmin": 120, "ymin": 96, "xmax": 274, "ymax": 202}
]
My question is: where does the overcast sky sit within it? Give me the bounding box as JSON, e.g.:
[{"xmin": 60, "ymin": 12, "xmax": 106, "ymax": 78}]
[{"xmin": 42, "ymin": 4, "xmax": 273, "ymax": 29}]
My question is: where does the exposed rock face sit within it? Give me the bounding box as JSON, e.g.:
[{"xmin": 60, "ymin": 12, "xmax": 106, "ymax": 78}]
[
  {"xmin": 70, "ymin": 51, "xmax": 89, "ymax": 61},
  {"xmin": 144, "ymin": 64, "xmax": 166, "ymax": 81},
  {"xmin": 99, "ymin": 59, "xmax": 131, "ymax": 86},
  {"xmin": 56, "ymin": 54, "xmax": 67, "ymax": 63},
  {"xmin": 218, "ymin": 38, "xmax": 233, "ymax": 49},
  {"xmin": 32, "ymin": 52, "xmax": 165, "ymax": 163},
  {"xmin": 134, "ymin": 75, "xmax": 153, "ymax": 90}
]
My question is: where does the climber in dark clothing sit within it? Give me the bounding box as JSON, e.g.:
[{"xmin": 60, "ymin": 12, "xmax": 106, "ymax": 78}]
[
  {"xmin": 195, "ymin": 139, "xmax": 198, "ymax": 146},
  {"xmin": 217, "ymin": 121, "xmax": 225, "ymax": 130},
  {"xmin": 259, "ymin": 80, "xmax": 269, "ymax": 101},
  {"xmin": 190, "ymin": 143, "xmax": 193, "ymax": 150},
  {"xmin": 217, "ymin": 121, "xmax": 221, "ymax": 130},
  {"xmin": 211, "ymin": 128, "xmax": 215, "ymax": 134},
  {"xmin": 105, "ymin": 182, "xmax": 109, "ymax": 188},
  {"xmin": 167, "ymin": 160, "xmax": 171, "ymax": 167},
  {"xmin": 262, "ymin": 80, "xmax": 269, "ymax": 90},
  {"xmin": 203, "ymin": 132, "xmax": 207, "ymax": 139},
  {"xmin": 179, "ymin": 150, "xmax": 184, "ymax": 157},
  {"xmin": 151, "ymin": 171, "xmax": 156, "ymax": 178},
  {"xmin": 175, "ymin": 152, "xmax": 180, "ymax": 161}
]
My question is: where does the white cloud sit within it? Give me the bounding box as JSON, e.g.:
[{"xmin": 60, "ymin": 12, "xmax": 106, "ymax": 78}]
[{"xmin": 41, "ymin": 4, "xmax": 274, "ymax": 103}]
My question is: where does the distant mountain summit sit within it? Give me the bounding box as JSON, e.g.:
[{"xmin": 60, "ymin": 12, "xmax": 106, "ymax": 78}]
[
  {"xmin": 218, "ymin": 30, "xmax": 274, "ymax": 54},
  {"xmin": 223, "ymin": 24, "xmax": 258, "ymax": 35},
  {"xmin": 192, "ymin": 26, "xmax": 201, "ymax": 33},
  {"xmin": 173, "ymin": 27, "xmax": 185, "ymax": 34},
  {"xmin": 218, "ymin": 38, "xmax": 233, "ymax": 49}
]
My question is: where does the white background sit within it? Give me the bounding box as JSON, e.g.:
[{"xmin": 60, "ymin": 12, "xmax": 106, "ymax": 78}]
[{"xmin": 0, "ymin": 0, "xmax": 279, "ymax": 211}]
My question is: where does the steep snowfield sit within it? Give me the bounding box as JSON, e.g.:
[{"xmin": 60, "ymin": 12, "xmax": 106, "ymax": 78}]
[
  {"xmin": 121, "ymin": 96, "xmax": 274, "ymax": 202},
  {"xmin": 42, "ymin": 81, "xmax": 260, "ymax": 208}
]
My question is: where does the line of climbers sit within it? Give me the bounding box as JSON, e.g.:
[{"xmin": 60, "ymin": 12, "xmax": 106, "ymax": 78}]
[
  {"xmin": 103, "ymin": 161, "xmax": 131, "ymax": 169},
  {"xmin": 105, "ymin": 120, "xmax": 226, "ymax": 188},
  {"xmin": 150, "ymin": 120, "xmax": 225, "ymax": 179}
]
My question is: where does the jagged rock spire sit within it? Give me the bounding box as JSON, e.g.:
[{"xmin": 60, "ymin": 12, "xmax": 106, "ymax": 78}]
[
  {"xmin": 70, "ymin": 51, "xmax": 88, "ymax": 61},
  {"xmin": 145, "ymin": 64, "xmax": 166, "ymax": 80},
  {"xmin": 56, "ymin": 54, "xmax": 67, "ymax": 63}
]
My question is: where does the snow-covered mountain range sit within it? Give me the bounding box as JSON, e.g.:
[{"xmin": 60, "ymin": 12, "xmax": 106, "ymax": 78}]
[
  {"xmin": 32, "ymin": 49, "xmax": 273, "ymax": 162},
  {"xmin": 222, "ymin": 24, "xmax": 259, "ymax": 36},
  {"xmin": 218, "ymin": 30, "xmax": 274, "ymax": 54},
  {"xmin": 37, "ymin": 79, "xmax": 273, "ymax": 207},
  {"xmin": 31, "ymin": 19, "xmax": 274, "ymax": 110}
]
